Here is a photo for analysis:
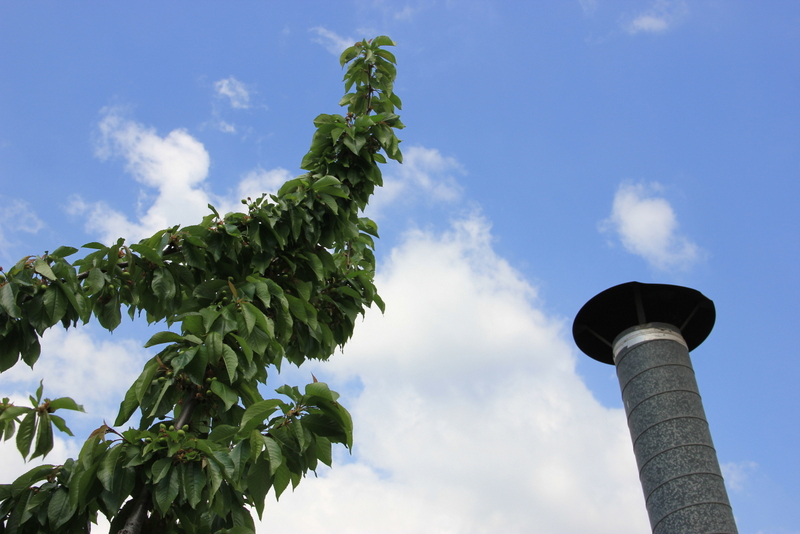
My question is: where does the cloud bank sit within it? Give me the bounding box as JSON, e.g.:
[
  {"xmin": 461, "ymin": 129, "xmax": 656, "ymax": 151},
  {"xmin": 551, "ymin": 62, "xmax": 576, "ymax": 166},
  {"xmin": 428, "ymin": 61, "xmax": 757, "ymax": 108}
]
[
  {"xmin": 68, "ymin": 109, "xmax": 292, "ymax": 244},
  {"xmin": 0, "ymin": 326, "xmax": 144, "ymax": 533},
  {"xmin": 259, "ymin": 214, "xmax": 648, "ymax": 533},
  {"xmin": 600, "ymin": 181, "xmax": 703, "ymax": 271}
]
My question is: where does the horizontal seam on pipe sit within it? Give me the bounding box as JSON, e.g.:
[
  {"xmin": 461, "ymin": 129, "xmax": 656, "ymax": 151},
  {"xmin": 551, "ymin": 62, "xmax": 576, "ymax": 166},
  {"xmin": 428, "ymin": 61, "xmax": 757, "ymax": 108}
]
[
  {"xmin": 632, "ymin": 415, "xmax": 710, "ymax": 450},
  {"xmin": 637, "ymin": 443, "xmax": 718, "ymax": 475},
  {"xmin": 625, "ymin": 388, "xmax": 702, "ymax": 421},
  {"xmin": 652, "ymin": 501, "xmax": 734, "ymax": 533},
  {"xmin": 644, "ymin": 471, "xmax": 726, "ymax": 504},
  {"xmin": 614, "ymin": 340, "xmax": 688, "ymax": 367},
  {"xmin": 619, "ymin": 363, "xmax": 695, "ymax": 398},
  {"xmin": 613, "ymin": 329, "xmax": 688, "ymax": 363}
]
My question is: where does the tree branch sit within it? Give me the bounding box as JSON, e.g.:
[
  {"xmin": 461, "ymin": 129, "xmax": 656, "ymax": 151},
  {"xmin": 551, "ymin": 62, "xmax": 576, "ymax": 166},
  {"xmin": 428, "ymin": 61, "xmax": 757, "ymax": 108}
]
[{"xmin": 112, "ymin": 488, "xmax": 151, "ymax": 534}]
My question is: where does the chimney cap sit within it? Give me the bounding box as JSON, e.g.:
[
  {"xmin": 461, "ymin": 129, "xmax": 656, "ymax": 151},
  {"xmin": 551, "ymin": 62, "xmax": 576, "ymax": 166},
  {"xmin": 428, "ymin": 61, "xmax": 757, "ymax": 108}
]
[{"xmin": 573, "ymin": 281, "xmax": 715, "ymax": 364}]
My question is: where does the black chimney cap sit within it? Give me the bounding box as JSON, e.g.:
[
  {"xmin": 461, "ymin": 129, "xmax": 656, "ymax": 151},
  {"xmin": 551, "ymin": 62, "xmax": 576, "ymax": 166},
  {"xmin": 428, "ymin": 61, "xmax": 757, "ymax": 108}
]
[{"xmin": 573, "ymin": 282, "xmax": 715, "ymax": 364}]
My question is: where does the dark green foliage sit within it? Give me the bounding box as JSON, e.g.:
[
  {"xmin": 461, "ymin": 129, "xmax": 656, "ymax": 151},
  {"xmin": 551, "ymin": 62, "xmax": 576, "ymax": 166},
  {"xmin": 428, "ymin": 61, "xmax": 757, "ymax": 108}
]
[{"xmin": 0, "ymin": 37, "xmax": 402, "ymax": 533}]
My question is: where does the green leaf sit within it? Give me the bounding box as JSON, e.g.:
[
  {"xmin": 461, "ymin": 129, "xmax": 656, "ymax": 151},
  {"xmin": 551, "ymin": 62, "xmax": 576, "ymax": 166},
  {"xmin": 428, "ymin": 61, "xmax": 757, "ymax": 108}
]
[
  {"xmin": 206, "ymin": 331, "xmax": 224, "ymax": 364},
  {"xmin": 55, "ymin": 279, "xmax": 90, "ymax": 322},
  {"xmin": 169, "ymin": 345, "xmax": 197, "ymax": 378},
  {"xmin": 86, "ymin": 267, "xmax": 105, "ymax": 293},
  {"xmin": 305, "ymin": 381, "xmax": 335, "ymax": 401},
  {"xmin": 238, "ymin": 400, "xmax": 282, "ymax": 437},
  {"xmin": 98, "ymin": 444, "xmax": 123, "ymax": 491},
  {"xmin": 47, "ymin": 488, "xmax": 75, "ymax": 529},
  {"xmin": 47, "ymin": 397, "xmax": 85, "ymax": 412},
  {"xmin": 43, "ymin": 285, "xmax": 68, "ymax": 324},
  {"xmin": 35, "ymin": 380, "xmax": 44, "ymax": 404},
  {"xmin": 151, "ymin": 457, "xmax": 173, "ymax": 484},
  {"xmin": 222, "ymin": 344, "xmax": 239, "ymax": 383},
  {"xmin": 339, "ymin": 45, "xmax": 359, "ymax": 67},
  {"xmin": 239, "ymin": 301, "xmax": 260, "ymax": 335},
  {"xmin": 311, "ymin": 175, "xmax": 342, "ymax": 191},
  {"xmin": 130, "ymin": 243, "xmax": 165, "ymax": 266},
  {"xmin": 372, "ymin": 35, "xmax": 396, "ymax": 47},
  {"xmin": 272, "ymin": 463, "xmax": 291, "ymax": 500},
  {"xmin": 182, "ymin": 345, "xmax": 207, "ymax": 384},
  {"xmin": 263, "ymin": 437, "xmax": 283, "ymax": 476},
  {"xmin": 316, "ymin": 436, "xmax": 333, "ymax": 467},
  {"xmin": 205, "ymin": 454, "xmax": 224, "ymax": 497},
  {"xmin": 144, "ymin": 330, "xmax": 184, "ymax": 348},
  {"xmin": 181, "ymin": 461, "xmax": 206, "ymax": 508},
  {"xmin": 246, "ymin": 458, "xmax": 271, "ymax": 518},
  {"xmin": 154, "ymin": 464, "xmax": 180, "ymax": 514},
  {"xmin": 33, "ymin": 258, "xmax": 56, "ymax": 281},
  {"xmin": 48, "ymin": 414, "xmax": 74, "ymax": 436},
  {"xmin": 31, "ymin": 411, "xmax": 53, "ymax": 459},
  {"xmin": 208, "ymin": 424, "xmax": 239, "ymax": 443},
  {"xmin": 0, "ymin": 405, "xmax": 30, "ymax": 423},
  {"xmin": 151, "ymin": 269, "xmax": 176, "ymax": 302},
  {"xmin": 16, "ymin": 410, "xmax": 35, "ymax": 458},
  {"xmin": 210, "ymin": 450, "xmax": 236, "ymax": 479},
  {"xmin": 50, "ymin": 246, "xmax": 79, "ymax": 258},
  {"xmin": 97, "ymin": 292, "xmax": 122, "ymax": 331},
  {"xmin": 210, "ymin": 380, "xmax": 238, "ymax": 411},
  {"xmin": 0, "ymin": 282, "xmax": 21, "ymax": 318},
  {"xmin": 285, "ymin": 294, "xmax": 307, "ymax": 324}
]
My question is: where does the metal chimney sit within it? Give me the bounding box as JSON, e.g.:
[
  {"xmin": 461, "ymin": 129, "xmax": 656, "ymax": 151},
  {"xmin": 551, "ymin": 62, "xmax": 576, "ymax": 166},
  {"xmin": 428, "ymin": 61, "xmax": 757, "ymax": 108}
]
[{"xmin": 573, "ymin": 282, "xmax": 737, "ymax": 534}]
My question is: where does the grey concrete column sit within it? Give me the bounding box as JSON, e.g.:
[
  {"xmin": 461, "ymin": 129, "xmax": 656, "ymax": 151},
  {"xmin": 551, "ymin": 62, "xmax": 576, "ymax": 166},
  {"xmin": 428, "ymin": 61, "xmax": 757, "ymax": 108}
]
[
  {"xmin": 573, "ymin": 282, "xmax": 737, "ymax": 534},
  {"xmin": 613, "ymin": 323, "xmax": 736, "ymax": 533}
]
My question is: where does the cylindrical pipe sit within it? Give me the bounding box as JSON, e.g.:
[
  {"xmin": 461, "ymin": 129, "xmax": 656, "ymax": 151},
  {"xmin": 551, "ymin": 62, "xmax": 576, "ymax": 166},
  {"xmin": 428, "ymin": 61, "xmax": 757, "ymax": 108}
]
[{"xmin": 613, "ymin": 322, "xmax": 737, "ymax": 534}]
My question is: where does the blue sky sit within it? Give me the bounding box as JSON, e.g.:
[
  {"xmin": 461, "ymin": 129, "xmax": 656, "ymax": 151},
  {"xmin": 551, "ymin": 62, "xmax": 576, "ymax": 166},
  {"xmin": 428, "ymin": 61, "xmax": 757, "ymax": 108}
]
[{"xmin": 1, "ymin": 2, "xmax": 798, "ymax": 532}]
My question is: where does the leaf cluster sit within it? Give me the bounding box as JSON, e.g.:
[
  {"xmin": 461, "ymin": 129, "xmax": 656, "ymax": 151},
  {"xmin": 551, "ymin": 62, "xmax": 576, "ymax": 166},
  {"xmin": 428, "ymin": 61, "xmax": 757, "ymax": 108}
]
[{"xmin": 0, "ymin": 36, "xmax": 402, "ymax": 534}]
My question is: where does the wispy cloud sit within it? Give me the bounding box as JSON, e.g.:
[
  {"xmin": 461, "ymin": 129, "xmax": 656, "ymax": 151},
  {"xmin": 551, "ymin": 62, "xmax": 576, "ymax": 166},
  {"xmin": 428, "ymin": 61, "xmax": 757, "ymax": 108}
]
[
  {"xmin": 721, "ymin": 460, "xmax": 759, "ymax": 493},
  {"xmin": 310, "ymin": 27, "xmax": 355, "ymax": 55},
  {"xmin": 579, "ymin": 0, "xmax": 598, "ymax": 16},
  {"xmin": 68, "ymin": 109, "xmax": 292, "ymax": 244},
  {"xmin": 214, "ymin": 76, "xmax": 251, "ymax": 109},
  {"xmin": 600, "ymin": 181, "xmax": 704, "ymax": 272},
  {"xmin": 0, "ymin": 197, "xmax": 45, "ymax": 259},
  {"xmin": 367, "ymin": 145, "xmax": 464, "ymax": 218},
  {"xmin": 259, "ymin": 213, "xmax": 648, "ymax": 532},
  {"xmin": 215, "ymin": 120, "xmax": 236, "ymax": 134},
  {"xmin": 623, "ymin": 0, "xmax": 688, "ymax": 35}
]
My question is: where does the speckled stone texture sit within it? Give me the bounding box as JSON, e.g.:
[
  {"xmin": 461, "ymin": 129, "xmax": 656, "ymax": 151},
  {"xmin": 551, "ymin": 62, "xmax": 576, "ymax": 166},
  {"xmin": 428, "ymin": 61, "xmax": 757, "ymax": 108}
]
[{"xmin": 615, "ymin": 324, "xmax": 737, "ymax": 534}]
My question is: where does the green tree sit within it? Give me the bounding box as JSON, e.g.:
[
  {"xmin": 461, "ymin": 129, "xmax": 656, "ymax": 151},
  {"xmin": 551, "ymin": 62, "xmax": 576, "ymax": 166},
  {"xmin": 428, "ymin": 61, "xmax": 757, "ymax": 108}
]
[{"xmin": 0, "ymin": 36, "xmax": 402, "ymax": 534}]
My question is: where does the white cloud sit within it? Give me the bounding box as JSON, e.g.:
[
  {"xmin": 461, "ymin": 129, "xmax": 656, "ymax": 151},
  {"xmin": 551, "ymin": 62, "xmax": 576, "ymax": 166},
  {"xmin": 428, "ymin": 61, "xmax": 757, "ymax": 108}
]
[
  {"xmin": 600, "ymin": 181, "xmax": 703, "ymax": 271},
  {"xmin": 260, "ymin": 214, "xmax": 648, "ymax": 533},
  {"xmin": 68, "ymin": 109, "xmax": 293, "ymax": 244},
  {"xmin": 0, "ymin": 436, "xmax": 80, "ymax": 485},
  {"xmin": 367, "ymin": 145, "xmax": 464, "ymax": 217},
  {"xmin": 216, "ymin": 120, "xmax": 236, "ymax": 134},
  {"xmin": 0, "ymin": 326, "xmax": 146, "ymax": 423},
  {"xmin": 0, "ymin": 326, "xmax": 144, "ymax": 514},
  {"xmin": 310, "ymin": 27, "xmax": 355, "ymax": 55},
  {"xmin": 229, "ymin": 167, "xmax": 293, "ymax": 209},
  {"xmin": 0, "ymin": 197, "xmax": 45, "ymax": 259},
  {"xmin": 721, "ymin": 460, "xmax": 759, "ymax": 493},
  {"xmin": 624, "ymin": 0, "xmax": 688, "ymax": 35},
  {"xmin": 214, "ymin": 77, "xmax": 251, "ymax": 109}
]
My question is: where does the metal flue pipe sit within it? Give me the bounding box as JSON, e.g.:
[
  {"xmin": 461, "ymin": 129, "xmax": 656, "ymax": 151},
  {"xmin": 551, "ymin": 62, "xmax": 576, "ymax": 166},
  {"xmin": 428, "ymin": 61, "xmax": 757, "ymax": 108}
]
[{"xmin": 573, "ymin": 282, "xmax": 737, "ymax": 534}]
